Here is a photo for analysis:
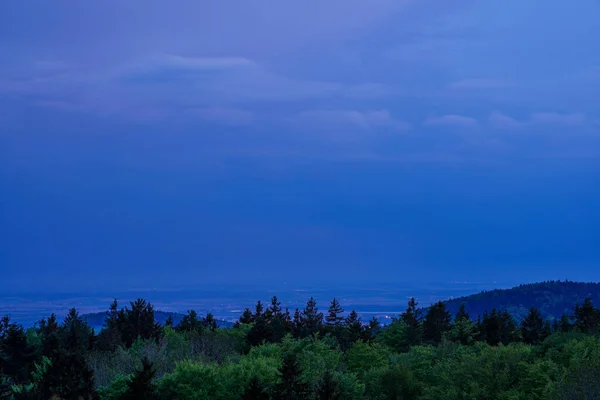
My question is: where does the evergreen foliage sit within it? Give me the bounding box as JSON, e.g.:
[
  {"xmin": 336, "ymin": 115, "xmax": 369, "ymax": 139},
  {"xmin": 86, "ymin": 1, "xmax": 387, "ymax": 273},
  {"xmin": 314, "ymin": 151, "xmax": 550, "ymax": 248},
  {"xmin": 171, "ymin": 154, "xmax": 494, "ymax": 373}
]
[{"xmin": 2, "ymin": 283, "xmax": 600, "ymax": 399}]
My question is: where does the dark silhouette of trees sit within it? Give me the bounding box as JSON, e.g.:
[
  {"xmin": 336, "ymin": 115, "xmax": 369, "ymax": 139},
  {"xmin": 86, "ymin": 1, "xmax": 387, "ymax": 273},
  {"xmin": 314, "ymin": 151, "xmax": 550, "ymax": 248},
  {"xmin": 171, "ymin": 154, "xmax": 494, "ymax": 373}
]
[
  {"xmin": 573, "ymin": 297, "xmax": 599, "ymax": 334},
  {"xmin": 325, "ymin": 298, "xmax": 344, "ymax": 327},
  {"xmin": 202, "ymin": 313, "xmax": 218, "ymax": 332},
  {"xmin": 345, "ymin": 310, "xmax": 363, "ymax": 344},
  {"xmin": 299, "ymin": 297, "xmax": 323, "ymax": 338},
  {"xmin": 239, "ymin": 308, "xmax": 254, "ymax": 324},
  {"xmin": 121, "ymin": 357, "xmax": 159, "ymax": 400},
  {"xmin": 401, "ymin": 297, "xmax": 422, "ymax": 346},
  {"xmin": 422, "ymin": 301, "xmax": 452, "ymax": 345},
  {"xmin": 481, "ymin": 309, "xmax": 520, "ymax": 346},
  {"xmin": 176, "ymin": 309, "xmax": 203, "ymax": 333},
  {"xmin": 0, "ymin": 316, "xmax": 37, "ymax": 385},
  {"xmin": 521, "ymin": 307, "xmax": 546, "ymax": 345}
]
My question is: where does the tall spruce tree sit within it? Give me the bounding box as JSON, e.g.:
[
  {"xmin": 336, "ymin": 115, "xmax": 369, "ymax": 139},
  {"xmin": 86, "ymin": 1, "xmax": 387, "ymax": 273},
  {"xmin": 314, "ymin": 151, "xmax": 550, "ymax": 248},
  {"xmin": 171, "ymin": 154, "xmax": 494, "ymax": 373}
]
[
  {"xmin": 269, "ymin": 296, "xmax": 282, "ymax": 318},
  {"xmin": 123, "ymin": 299, "xmax": 162, "ymax": 347},
  {"xmin": 422, "ymin": 301, "xmax": 452, "ymax": 345},
  {"xmin": 292, "ymin": 309, "xmax": 303, "ymax": 338},
  {"xmin": 521, "ymin": 307, "xmax": 545, "ymax": 344},
  {"xmin": 558, "ymin": 313, "xmax": 573, "ymax": 332},
  {"xmin": 401, "ymin": 297, "xmax": 422, "ymax": 346},
  {"xmin": 0, "ymin": 318, "xmax": 37, "ymax": 385},
  {"xmin": 37, "ymin": 314, "xmax": 97, "ymax": 399},
  {"xmin": 176, "ymin": 310, "xmax": 203, "ymax": 333},
  {"xmin": 364, "ymin": 317, "xmax": 381, "ymax": 341},
  {"xmin": 254, "ymin": 300, "xmax": 264, "ymax": 320},
  {"xmin": 500, "ymin": 310, "xmax": 520, "ymax": 345},
  {"xmin": 573, "ymin": 298, "xmax": 599, "ymax": 334},
  {"xmin": 326, "ymin": 298, "xmax": 345, "ymax": 327},
  {"xmin": 240, "ymin": 308, "xmax": 255, "ymax": 324},
  {"xmin": 301, "ymin": 297, "xmax": 323, "ymax": 338},
  {"xmin": 202, "ymin": 313, "xmax": 218, "ymax": 332},
  {"xmin": 455, "ymin": 304, "xmax": 470, "ymax": 321},
  {"xmin": 345, "ymin": 310, "xmax": 363, "ymax": 344}
]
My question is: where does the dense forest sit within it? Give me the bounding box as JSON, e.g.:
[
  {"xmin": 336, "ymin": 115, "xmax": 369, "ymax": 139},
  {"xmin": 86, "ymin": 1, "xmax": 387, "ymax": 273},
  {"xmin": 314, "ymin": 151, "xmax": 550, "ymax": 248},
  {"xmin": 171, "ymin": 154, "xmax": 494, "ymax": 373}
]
[
  {"xmin": 1, "ymin": 281, "xmax": 600, "ymax": 399},
  {"xmin": 441, "ymin": 281, "xmax": 600, "ymax": 322}
]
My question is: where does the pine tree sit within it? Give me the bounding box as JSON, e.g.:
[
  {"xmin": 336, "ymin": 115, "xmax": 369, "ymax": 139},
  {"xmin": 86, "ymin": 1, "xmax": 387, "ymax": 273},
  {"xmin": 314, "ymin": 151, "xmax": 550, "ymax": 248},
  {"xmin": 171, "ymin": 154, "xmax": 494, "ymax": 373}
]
[
  {"xmin": 105, "ymin": 299, "xmax": 120, "ymax": 329},
  {"xmin": 38, "ymin": 321, "xmax": 97, "ymax": 399},
  {"xmin": 401, "ymin": 297, "xmax": 421, "ymax": 327},
  {"xmin": 364, "ymin": 317, "xmax": 381, "ymax": 341},
  {"xmin": 202, "ymin": 313, "xmax": 218, "ymax": 332},
  {"xmin": 482, "ymin": 309, "xmax": 501, "ymax": 345},
  {"xmin": 247, "ymin": 315, "xmax": 270, "ymax": 347},
  {"xmin": 240, "ymin": 308, "xmax": 255, "ymax": 324},
  {"xmin": 422, "ymin": 301, "xmax": 452, "ymax": 345},
  {"xmin": 283, "ymin": 308, "xmax": 293, "ymax": 334},
  {"xmin": 292, "ymin": 308, "xmax": 303, "ymax": 338},
  {"xmin": 541, "ymin": 320, "xmax": 552, "ymax": 341},
  {"xmin": 558, "ymin": 313, "xmax": 573, "ymax": 332},
  {"xmin": 401, "ymin": 297, "xmax": 422, "ymax": 346},
  {"xmin": 176, "ymin": 310, "xmax": 203, "ymax": 333},
  {"xmin": 301, "ymin": 297, "xmax": 323, "ymax": 338},
  {"xmin": 345, "ymin": 310, "xmax": 363, "ymax": 344},
  {"xmin": 122, "ymin": 357, "xmax": 159, "ymax": 400},
  {"xmin": 455, "ymin": 304, "xmax": 470, "ymax": 321},
  {"xmin": 123, "ymin": 299, "xmax": 162, "ymax": 347},
  {"xmin": 326, "ymin": 298, "xmax": 345, "ymax": 327},
  {"xmin": 255, "ymin": 300, "xmax": 264, "ymax": 320},
  {"xmin": 39, "ymin": 314, "xmax": 60, "ymax": 359},
  {"xmin": 164, "ymin": 315, "xmax": 174, "ymax": 327},
  {"xmin": 521, "ymin": 307, "xmax": 544, "ymax": 344},
  {"xmin": 573, "ymin": 298, "xmax": 599, "ymax": 334},
  {"xmin": 499, "ymin": 310, "xmax": 520, "ymax": 345},
  {"xmin": 0, "ymin": 318, "xmax": 37, "ymax": 385},
  {"xmin": 269, "ymin": 296, "xmax": 283, "ymax": 318},
  {"xmin": 450, "ymin": 316, "xmax": 477, "ymax": 345}
]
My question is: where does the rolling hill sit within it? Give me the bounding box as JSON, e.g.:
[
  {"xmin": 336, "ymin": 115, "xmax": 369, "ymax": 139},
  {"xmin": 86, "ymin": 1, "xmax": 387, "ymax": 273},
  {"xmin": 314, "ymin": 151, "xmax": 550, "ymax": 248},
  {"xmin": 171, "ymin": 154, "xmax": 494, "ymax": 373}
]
[{"xmin": 438, "ymin": 280, "xmax": 600, "ymax": 321}]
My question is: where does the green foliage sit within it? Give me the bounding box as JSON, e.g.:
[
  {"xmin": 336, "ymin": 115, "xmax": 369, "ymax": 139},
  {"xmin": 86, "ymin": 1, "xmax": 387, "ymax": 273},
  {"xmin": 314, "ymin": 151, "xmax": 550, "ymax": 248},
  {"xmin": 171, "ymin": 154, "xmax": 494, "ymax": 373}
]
[
  {"xmin": 345, "ymin": 341, "xmax": 391, "ymax": 375},
  {"xmin": 364, "ymin": 365, "xmax": 422, "ymax": 400},
  {"xmin": 5, "ymin": 290, "xmax": 600, "ymax": 400},
  {"xmin": 376, "ymin": 318, "xmax": 412, "ymax": 353},
  {"xmin": 157, "ymin": 360, "xmax": 229, "ymax": 400},
  {"xmin": 97, "ymin": 374, "xmax": 131, "ymax": 400}
]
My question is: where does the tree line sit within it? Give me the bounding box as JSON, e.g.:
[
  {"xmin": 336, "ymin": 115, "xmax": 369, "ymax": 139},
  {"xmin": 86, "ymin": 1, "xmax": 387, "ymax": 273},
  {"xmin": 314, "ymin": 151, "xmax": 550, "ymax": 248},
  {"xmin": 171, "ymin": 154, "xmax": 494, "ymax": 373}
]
[{"xmin": 1, "ymin": 294, "xmax": 599, "ymax": 399}]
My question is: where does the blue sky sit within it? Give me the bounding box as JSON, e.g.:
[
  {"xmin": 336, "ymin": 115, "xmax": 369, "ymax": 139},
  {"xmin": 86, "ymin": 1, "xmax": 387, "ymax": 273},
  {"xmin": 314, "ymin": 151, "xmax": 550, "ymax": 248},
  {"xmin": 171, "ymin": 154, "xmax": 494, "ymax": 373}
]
[{"xmin": 1, "ymin": 0, "xmax": 600, "ymax": 291}]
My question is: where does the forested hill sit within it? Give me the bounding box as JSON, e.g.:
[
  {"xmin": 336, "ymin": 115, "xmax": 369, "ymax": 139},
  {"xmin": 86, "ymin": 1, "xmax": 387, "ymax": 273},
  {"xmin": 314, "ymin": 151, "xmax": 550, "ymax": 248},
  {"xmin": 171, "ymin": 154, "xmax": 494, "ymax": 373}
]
[{"xmin": 440, "ymin": 280, "xmax": 600, "ymax": 321}]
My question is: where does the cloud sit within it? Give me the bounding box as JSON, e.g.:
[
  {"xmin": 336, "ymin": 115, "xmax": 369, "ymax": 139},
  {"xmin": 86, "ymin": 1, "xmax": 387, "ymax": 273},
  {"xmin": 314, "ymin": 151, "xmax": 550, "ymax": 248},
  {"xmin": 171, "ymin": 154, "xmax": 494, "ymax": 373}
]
[
  {"xmin": 530, "ymin": 112, "xmax": 585, "ymax": 125},
  {"xmin": 489, "ymin": 111, "xmax": 523, "ymax": 129},
  {"xmin": 293, "ymin": 109, "xmax": 409, "ymax": 131},
  {"xmin": 449, "ymin": 79, "xmax": 515, "ymax": 89},
  {"xmin": 424, "ymin": 114, "xmax": 478, "ymax": 128}
]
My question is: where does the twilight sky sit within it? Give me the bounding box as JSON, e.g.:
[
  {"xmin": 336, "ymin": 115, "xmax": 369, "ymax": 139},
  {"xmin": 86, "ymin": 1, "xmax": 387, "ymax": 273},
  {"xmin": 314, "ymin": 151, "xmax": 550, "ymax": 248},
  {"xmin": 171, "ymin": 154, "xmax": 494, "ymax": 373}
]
[{"xmin": 1, "ymin": 1, "xmax": 600, "ymax": 291}]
